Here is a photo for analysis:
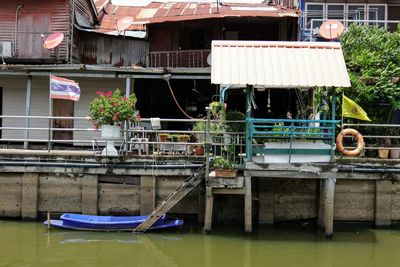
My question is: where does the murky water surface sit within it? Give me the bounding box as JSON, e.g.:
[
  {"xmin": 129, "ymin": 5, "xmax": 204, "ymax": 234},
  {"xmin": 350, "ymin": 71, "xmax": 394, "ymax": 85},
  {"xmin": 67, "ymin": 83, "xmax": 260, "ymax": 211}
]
[{"xmin": 1, "ymin": 221, "xmax": 400, "ymax": 267}]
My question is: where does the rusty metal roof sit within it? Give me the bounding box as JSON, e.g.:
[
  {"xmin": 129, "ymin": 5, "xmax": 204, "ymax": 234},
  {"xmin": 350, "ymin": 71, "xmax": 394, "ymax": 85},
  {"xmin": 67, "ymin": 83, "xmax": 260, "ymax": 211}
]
[
  {"xmin": 94, "ymin": 2, "xmax": 299, "ymax": 36},
  {"xmin": 211, "ymin": 41, "xmax": 351, "ymax": 88}
]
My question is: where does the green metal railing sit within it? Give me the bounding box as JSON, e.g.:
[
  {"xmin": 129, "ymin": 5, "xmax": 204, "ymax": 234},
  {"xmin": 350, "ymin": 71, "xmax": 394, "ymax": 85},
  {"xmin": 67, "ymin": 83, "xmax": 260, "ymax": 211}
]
[{"xmin": 247, "ymin": 118, "xmax": 339, "ymax": 162}]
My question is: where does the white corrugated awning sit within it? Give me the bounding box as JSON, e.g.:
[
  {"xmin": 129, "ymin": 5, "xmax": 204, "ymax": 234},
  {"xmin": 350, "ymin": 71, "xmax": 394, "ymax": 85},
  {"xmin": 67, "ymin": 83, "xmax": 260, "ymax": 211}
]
[{"xmin": 211, "ymin": 41, "xmax": 351, "ymax": 88}]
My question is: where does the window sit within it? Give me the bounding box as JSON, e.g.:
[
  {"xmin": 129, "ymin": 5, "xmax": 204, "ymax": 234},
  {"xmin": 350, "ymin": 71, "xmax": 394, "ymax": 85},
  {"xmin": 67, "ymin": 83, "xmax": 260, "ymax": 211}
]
[
  {"xmin": 347, "ymin": 4, "xmax": 366, "ymax": 26},
  {"xmin": 327, "ymin": 4, "xmax": 345, "ymax": 20},
  {"xmin": 304, "ymin": 3, "xmax": 387, "ymax": 28},
  {"xmin": 305, "ymin": 3, "xmax": 324, "ymax": 29},
  {"xmin": 368, "ymin": 5, "xmax": 386, "ymax": 26}
]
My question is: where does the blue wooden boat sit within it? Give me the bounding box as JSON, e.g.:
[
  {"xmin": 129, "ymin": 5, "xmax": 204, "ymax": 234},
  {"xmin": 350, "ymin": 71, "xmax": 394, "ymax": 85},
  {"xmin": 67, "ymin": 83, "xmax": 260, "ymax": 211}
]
[
  {"xmin": 61, "ymin": 213, "xmax": 167, "ymax": 229},
  {"xmin": 43, "ymin": 213, "xmax": 183, "ymax": 231},
  {"xmin": 44, "ymin": 218, "xmax": 184, "ymax": 231}
]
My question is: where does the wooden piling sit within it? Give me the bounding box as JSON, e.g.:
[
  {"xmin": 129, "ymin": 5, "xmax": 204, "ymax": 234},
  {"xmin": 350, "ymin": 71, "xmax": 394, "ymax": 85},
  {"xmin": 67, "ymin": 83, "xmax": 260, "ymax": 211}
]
[{"xmin": 204, "ymin": 187, "xmax": 213, "ymax": 232}]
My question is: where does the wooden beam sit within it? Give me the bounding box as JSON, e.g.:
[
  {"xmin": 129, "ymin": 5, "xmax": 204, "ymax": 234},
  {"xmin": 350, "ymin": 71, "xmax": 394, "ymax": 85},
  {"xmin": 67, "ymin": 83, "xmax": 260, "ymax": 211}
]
[{"xmin": 204, "ymin": 187, "xmax": 213, "ymax": 232}]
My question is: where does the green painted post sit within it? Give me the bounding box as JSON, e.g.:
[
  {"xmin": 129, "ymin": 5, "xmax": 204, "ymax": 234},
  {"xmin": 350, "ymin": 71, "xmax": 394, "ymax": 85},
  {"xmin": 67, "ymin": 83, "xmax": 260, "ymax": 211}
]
[
  {"xmin": 245, "ymin": 85, "xmax": 253, "ymax": 162},
  {"xmin": 331, "ymin": 87, "xmax": 337, "ymax": 162}
]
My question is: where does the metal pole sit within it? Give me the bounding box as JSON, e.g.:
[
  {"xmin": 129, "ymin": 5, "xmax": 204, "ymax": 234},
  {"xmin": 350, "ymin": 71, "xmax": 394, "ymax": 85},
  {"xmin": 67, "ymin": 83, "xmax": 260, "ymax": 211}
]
[
  {"xmin": 331, "ymin": 88, "xmax": 337, "ymax": 162},
  {"xmin": 23, "ymin": 75, "xmax": 32, "ymax": 149},
  {"xmin": 124, "ymin": 77, "xmax": 131, "ymax": 152},
  {"xmin": 245, "ymin": 85, "xmax": 252, "ymax": 161},
  {"xmin": 205, "ymin": 106, "xmax": 211, "ymax": 184},
  {"xmin": 47, "ymin": 75, "xmax": 52, "ymax": 152}
]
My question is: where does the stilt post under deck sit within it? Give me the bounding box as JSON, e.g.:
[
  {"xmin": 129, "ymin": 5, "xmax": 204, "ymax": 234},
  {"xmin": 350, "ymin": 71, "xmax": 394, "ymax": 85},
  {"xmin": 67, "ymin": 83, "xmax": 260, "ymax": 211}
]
[
  {"xmin": 244, "ymin": 176, "xmax": 252, "ymax": 233},
  {"xmin": 204, "ymin": 187, "xmax": 213, "ymax": 232},
  {"xmin": 324, "ymin": 177, "xmax": 336, "ymax": 237}
]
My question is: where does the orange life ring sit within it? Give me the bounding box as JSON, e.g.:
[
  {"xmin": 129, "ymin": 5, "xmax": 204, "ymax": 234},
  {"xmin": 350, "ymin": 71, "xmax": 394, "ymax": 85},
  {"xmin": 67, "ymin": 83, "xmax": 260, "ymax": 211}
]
[{"xmin": 336, "ymin": 128, "xmax": 364, "ymax": 156}]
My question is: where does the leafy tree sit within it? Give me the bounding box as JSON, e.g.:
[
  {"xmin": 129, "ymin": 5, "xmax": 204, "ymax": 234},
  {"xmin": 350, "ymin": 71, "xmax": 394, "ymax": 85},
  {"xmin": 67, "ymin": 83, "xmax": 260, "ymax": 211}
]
[{"xmin": 340, "ymin": 24, "xmax": 400, "ymax": 123}]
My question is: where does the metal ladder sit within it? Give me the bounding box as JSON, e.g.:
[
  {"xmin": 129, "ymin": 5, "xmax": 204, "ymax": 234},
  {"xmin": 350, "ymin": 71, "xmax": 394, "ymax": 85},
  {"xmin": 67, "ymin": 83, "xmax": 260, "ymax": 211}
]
[{"xmin": 133, "ymin": 164, "xmax": 206, "ymax": 232}]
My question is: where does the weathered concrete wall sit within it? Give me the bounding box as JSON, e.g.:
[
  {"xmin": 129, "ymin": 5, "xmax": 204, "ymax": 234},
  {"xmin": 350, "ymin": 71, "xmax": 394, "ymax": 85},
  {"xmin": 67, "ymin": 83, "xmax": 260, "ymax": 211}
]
[
  {"xmin": 0, "ymin": 174, "xmax": 22, "ymax": 217},
  {"xmin": 334, "ymin": 180, "xmax": 375, "ymax": 221},
  {"xmin": 1, "ymin": 171, "xmax": 400, "ymax": 226}
]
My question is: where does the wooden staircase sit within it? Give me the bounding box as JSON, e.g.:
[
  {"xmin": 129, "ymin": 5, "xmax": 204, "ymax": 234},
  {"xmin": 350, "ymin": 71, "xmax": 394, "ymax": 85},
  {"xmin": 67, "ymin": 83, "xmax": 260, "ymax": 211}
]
[{"xmin": 133, "ymin": 164, "xmax": 206, "ymax": 232}]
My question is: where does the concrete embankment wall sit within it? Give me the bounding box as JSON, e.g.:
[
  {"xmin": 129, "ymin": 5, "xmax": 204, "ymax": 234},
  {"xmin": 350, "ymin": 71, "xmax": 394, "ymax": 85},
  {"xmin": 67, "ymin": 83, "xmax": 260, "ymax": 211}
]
[{"xmin": 1, "ymin": 170, "xmax": 399, "ymax": 226}]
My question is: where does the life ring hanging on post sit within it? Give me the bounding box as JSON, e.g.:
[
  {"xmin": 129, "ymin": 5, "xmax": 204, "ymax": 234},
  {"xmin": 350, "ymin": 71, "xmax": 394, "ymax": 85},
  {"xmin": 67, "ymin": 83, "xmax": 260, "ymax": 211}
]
[{"xmin": 336, "ymin": 128, "xmax": 365, "ymax": 157}]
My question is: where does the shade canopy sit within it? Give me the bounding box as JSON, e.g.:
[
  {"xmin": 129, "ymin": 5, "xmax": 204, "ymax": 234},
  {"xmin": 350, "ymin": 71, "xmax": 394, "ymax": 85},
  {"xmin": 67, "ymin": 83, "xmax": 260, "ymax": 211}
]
[{"xmin": 211, "ymin": 41, "xmax": 351, "ymax": 88}]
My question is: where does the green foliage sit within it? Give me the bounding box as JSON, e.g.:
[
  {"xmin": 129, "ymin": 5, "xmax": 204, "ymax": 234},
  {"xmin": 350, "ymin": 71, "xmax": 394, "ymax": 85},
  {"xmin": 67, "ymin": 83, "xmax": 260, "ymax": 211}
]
[
  {"xmin": 340, "ymin": 24, "xmax": 400, "ymax": 122},
  {"xmin": 226, "ymin": 110, "xmax": 246, "ymax": 133},
  {"xmin": 89, "ymin": 89, "xmax": 139, "ymax": 128},
  {"xmin": 263, "ymin": 122, "xmax": 321, "ymax": 143},
  {"xmin": 193, "ymin": 102, "xmax": 227, "ymax": 142},
  {"xmin": 213, "ymin": 156, "xmax": 234, "ymax": 169}
]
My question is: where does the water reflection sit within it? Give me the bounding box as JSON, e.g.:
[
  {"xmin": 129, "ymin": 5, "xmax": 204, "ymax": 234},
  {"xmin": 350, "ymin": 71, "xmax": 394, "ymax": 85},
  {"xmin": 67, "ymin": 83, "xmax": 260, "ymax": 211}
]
[{"xmin": 1, "ymin": 222, "xmax": 400, "ymax": 267}]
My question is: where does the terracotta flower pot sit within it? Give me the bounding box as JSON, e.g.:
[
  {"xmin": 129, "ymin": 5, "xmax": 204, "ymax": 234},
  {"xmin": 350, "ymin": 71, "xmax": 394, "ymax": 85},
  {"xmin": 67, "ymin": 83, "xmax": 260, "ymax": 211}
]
[
  {"xmin": 159, "ymin": 134, "xmax": 169, "ymax": 142},
  {"xmin": 215, "ymin": 169, "xmax": 237, "ymax": 178},
  {"xmin": 194, "ymin": 145, "xmax": 204, "ymax": 156},
  {"xmin": 179, "ymin": 135, "xmax": 190, "ymax": 142}
]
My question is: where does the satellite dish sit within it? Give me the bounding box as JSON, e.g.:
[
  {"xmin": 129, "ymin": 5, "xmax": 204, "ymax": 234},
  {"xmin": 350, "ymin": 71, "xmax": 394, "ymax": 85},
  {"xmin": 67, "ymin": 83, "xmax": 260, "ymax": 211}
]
[
  {"xmin": 116, "ymin": 16, "xmax": 133, "ymax": 33},
  {"xmin": 319, "ymin": 20, "xmax": 345, "ymax": 40},
  {"xmin": 207, "ymin": 53, "xmax": 212, "ymax": 66},
  {"xmin": 44, "ymin": 32, "xmax": 64, "ymax": 49}
]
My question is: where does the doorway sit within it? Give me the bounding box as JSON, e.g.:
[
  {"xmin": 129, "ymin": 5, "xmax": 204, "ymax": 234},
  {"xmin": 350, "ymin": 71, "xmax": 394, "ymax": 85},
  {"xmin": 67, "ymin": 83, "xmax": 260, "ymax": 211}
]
[{"xmin": 52, "ymin": 99, "xmax": 74, "ymax": 141}]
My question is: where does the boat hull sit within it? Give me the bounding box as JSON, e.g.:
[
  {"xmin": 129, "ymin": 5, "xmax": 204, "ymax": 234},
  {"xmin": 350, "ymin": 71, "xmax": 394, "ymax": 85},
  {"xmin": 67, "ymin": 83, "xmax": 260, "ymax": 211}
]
[
  {"xmin": 44, "ymin": 218, "xmax": 184, "ymax": 232},
  {"xmin": 59, "ymin": 213, "xmax": 167, "ymax": 230}
]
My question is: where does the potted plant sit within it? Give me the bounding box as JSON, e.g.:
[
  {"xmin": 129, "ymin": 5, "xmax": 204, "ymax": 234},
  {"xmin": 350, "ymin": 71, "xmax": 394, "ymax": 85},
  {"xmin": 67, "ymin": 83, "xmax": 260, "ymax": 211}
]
[
  {"xmin": 378, "ymin": 138, "xmax": 391, "ymax": 159},
  {"xmin": 213, "ymin": 156, "xmax": 237, "ymax": 178},
  {"xmin": 192, "ymin": 102, "xmax": 227, "ymax": 156},
  {"xmin": 159, "ymin": 133, "xmax": 170, "ymax": 142},
  {"xmin": 89, "ymin": 89, "xmax": 139, "ymax": 156},
  {"xmin": 178, "ymin": 134, "xmax": 190, "ymax": 143},
  {"xmin": 389, "ymin": 129, "xmax": 400, "ymax": 159}
]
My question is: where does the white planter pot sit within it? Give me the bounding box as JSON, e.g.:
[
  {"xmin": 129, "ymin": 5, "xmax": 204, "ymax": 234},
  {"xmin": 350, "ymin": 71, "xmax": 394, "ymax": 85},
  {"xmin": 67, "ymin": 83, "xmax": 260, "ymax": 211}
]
[
  {"xmin": 100, "ymin": 125, "xmax": 121, "ymax": 157},
  {"xmin": 390, "ymin": 149, "xmax": 400, "ymax": 159},
  {"xmin": 263, "ymin": 141, "xmax": 332, "ymax": 163},
  {"xmin": 101, "ymin": 125, "xmax": 121, "ymax": 140}
]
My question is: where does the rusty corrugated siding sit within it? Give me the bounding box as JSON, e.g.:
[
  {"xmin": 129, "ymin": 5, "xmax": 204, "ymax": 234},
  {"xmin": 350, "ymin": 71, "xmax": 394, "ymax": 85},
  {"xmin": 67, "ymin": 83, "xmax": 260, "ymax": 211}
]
[
  {"xmin": 80, "ymin": 32, "xmax": 148, "ymax": 67},
  {"xmin": 0, "ymin": 0, "xmax": 71, "ymax": 60},
  {"xmin": 71, "ymin": 0, "xmax": 97, "ymax": 63},
  {"xmin": 0, "ymin": 3, "xmax": 15, "ymax": 44}
]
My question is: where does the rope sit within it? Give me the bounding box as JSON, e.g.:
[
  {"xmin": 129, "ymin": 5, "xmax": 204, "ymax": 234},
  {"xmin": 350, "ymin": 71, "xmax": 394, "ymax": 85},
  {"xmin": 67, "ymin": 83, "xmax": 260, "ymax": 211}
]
[{"xmin": 165, "ymin": 80, "xmax": 206, "ymax": 120}]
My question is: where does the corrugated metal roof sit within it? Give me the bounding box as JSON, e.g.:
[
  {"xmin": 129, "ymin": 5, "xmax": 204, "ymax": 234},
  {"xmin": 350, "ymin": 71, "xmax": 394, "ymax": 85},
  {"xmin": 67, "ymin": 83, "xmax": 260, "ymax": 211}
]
[
  {"xmin": 211, "ymin": 41, "xmax": 351, "ymax": 88},
  {"xmin": 93, "ymin": 2, "xmax": 299, "ymax": 37}
]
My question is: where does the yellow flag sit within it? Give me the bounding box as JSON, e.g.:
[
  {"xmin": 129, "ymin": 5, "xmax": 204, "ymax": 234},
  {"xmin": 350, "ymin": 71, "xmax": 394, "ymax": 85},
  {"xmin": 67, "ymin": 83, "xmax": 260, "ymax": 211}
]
[{"xmin": 342, "ymin": 94, "xmax": 371, "ymax": 121}]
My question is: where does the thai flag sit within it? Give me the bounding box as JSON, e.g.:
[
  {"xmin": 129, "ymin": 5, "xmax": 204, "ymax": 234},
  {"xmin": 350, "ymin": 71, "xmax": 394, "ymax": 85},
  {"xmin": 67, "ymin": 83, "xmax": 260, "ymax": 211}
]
[{"xmin": 50, "ymin": 75, "xmax": 80, "ymax": 101}]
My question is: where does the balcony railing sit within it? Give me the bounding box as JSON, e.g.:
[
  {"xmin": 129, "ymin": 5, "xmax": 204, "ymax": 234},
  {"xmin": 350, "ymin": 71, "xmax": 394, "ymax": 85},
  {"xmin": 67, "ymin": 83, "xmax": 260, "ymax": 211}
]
[
  {"xmin": 148, "ymin": 50, "xmax": 211, "ymax": 68},
  {"xmin": 0, "ymin": 115, "xmax": 398, "ymax": 162}
]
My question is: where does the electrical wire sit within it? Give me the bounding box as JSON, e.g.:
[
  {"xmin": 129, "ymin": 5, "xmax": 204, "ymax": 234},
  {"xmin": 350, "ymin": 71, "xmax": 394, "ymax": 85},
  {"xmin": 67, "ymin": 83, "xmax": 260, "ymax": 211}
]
[{"xmin": 164, "ymin": 80, "xmax": 206, "ymax": 119}]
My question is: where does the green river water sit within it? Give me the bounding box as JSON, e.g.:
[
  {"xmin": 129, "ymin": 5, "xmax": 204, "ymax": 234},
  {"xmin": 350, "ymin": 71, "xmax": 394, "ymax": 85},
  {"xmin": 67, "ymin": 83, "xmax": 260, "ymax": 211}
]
[{"xmin": 1, "ymin": 221, "xmax": 400, "ymax": 267}]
